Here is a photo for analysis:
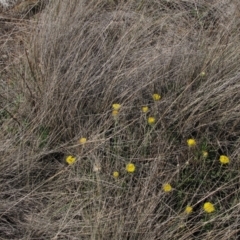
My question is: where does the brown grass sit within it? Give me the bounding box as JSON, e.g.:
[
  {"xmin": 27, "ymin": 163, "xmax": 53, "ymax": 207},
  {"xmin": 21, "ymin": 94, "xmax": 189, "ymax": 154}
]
[{"xmin": 1, "ymin": 0, "xmax": 240, "ymax": 239}]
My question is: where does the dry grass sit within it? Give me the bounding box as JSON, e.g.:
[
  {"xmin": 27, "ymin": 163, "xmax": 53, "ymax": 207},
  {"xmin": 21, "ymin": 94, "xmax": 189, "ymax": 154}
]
[{"xmin": 1, "ymin": 0, "xmax": 240, "ymax": 239}]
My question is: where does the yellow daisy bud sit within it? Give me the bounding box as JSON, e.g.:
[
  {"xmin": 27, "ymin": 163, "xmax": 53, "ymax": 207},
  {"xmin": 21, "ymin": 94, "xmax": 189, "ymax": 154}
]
[
  {"xmin": 147, "ymin": 116, "xmax": 156, "ymax": 125},
  {"xmin": 141, "ymin": 106, "xmax": 149, "ymax": 113},
  {"xmin": 187, "ymin": 138, "xmax": 196, "ymax": 147},
  {"xmin": 200, "ymin": 71, "xmax": 206, "ymax": 77},
  {"xmin": 219, "ymin": 155, "xmax": 230, "ymax": 164},
  {"xmin": 185, "ymin": 206, "xmax": 193, "ymax": 214},
  {"xmin": 126, "ymin": 163, "xmax": 136, "ymax": 173},
  {"xmin": 112, "ymin": 110, "xmax": 119, "ymax": 116},
  {"xmin": 79, "ymin": 137, "xmax": 87, "ymax": 144},
  {"xmin": 203, "ymin": 202, "xmax": 215, "ymax": 213},
  {"xmin": 162, "ymin": 183, "xmax": 172, "ymax": 192},
  {"xmin": 112, "ymin": 103, "xmax": 121, "ymax": 111},
  {"xmin": 66, "ymin": 155, "xmax": 76, "ymax": 165},
  {"xmin": 113, "ymin": 171, "xmax": 119, "ymax": 178},
  {"xmin": 152, "ymin": 93, "xmax": 161, "ymax": 101},
  {"xmin": 202, "ymin": 151, "xmax": 208, "ymax": 158}
]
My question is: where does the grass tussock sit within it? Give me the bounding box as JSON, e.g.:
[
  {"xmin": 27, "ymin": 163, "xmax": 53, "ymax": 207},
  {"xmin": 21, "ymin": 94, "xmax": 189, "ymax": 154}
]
[{"xmin": 1, "ymin": 0, "xmax": 240, "ymax": 239}]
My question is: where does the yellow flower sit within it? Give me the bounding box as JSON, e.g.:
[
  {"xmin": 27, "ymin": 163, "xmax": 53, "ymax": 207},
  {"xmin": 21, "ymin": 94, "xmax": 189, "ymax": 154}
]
[
  {"xmin": 202, "ymin": 151, "xmax": 208, "ymax": 158},
  {"xmin": 113, "ymin": 171, "xmax": 119, "ymax": 178},
  {"xmin": 112, "ymin": 103, "xmax": 121, "ymax": 111},
  {"xmin": 163, "ymin": 183, "xmax": 172, "ymax": 192},
  {"xmin": 200, "ymin": 71, "xmax": 206, "ymax": 77},
  {"xmin": 66, "ymin": 155, "xmax": 76, "ymax": 165},
  {"xmin": 187, "ymin": 138, "xmax": 196, "ymax": 147},
  {"xmin": 203, "ymin": 202, "xmax": 215, "ymax": 213},
  {"xmin": 141, "ymin": 106, "xmax": 149, "ymax": 113},
  {"xmin": 112, "ymin": 110, "xmax": 119, "ymax": 116},
  {"xmin": 126, "ymin": 163, "xmax": 136, "ymax": 173},
  {"xmin": 152, "ymin": 93, "xmax": 161, "ymax": 101},
  {"xmin": 185, "ymin": 206, "xmax": 193, "ymax": 214},
  {"xmin": 219, "ymin": 155, "xmax": 230, "ymax": 164},
  {"xmin": 79, "ymin": 137, "xmax": 87, "ymax": 144},
  {"xmin": 148, "ymin": 116, "xmax": 156, "ymax": 125}
]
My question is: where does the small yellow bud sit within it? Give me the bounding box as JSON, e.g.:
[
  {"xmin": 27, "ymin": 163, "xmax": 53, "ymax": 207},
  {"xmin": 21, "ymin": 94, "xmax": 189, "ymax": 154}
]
[
  {"xmin": 219, "ymin": 155, "xmax": 230, "ymax": 164},
  {"xmin": 79, "ymin": 137, "xmax": 87, "ymax": 144},
  {"xmin": 141, "ymin": 106, "xmax": 149, "ymax": 113},
  {"xmin": 163, "ymin": 183, "xmax": 172, "ymax": 192},
  {"xmin": 112, "ymin": 103, "xmax": 121, "ymax": 111},
  {"xmin": 202, "ymin": 151, "xmax": 208, "ymax": 158},
  {"xmin": 152, "ymin": 93, "xmax": 161, "ymax": 101},
  {"xmin": 203, "ymin": 202, "xmax": 215, "ymax": 213},
  {"xmin": 112, "ymin": 110, "xmax": 119, "ymax": 116},
  {"xmin": 147, "ymin": 116, "xmax": 156, "ymax": 125},
  {"xmin": 126, "ymin": 163, "xmax": 136, "ymax": 173},
  {"xmin": 187, "ymin": 138, "xmax": 196, "ymax": 147},
  {"xmin": 66, "ymin": 155, "xmax": 76, "ymax": 165},
  {"xmin": 185, "ymin": 206, "xmax": 193, "ymax": 214},
  {"xmin": 200, "ymin": 71, "xmax": 206, "ymax": 77},
  {"xmin": 113, "ymin": 171, "xmax": 119, "ymax": 178}
]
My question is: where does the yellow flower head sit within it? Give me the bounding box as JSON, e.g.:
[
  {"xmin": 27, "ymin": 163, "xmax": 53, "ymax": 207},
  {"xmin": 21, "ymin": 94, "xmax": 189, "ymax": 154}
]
[
  {"xmin": 187, "ymin": 138, "xmax": 196, "ymax": 147},
  {"xmin": 112, "ymin": 103, "xmax": 121, "ymax": 111},
  {"xmin": 185, "ymin": 206, "xmax": 193, "ymax": 214},
  {"xmin": 152, "ymin": 93, "xmax": 161, "ymax": 101},
  {"xmin": 112, "ymin": 110, "xmax": 119, "ymax": 116},
  {"xmin": 148, "ymin": 116, "xmax": 156, "ymax": 125},
  {"xmin": 113, "ymin": 171, "xmax": 119, "ymax": 178},
  {"xmin": 219, "ymin": 155, "xmax": 230, "ymax": 164},
  {"xmin": 203, "ymin": 202, "xmax": 215, "ymax": 213},
  {"xmin": 200, "ymin": 71, "xmax": 206, "ymax": 77},
  {"xmin": 66, "ymin": 155, "xmax": 76, "ymax": 165},
  {"xmin": 126, "ymin": 163, "xmax": 136, "ymax": 173},
  {"xmin": 163, "ymin": 183, "xmax": 172, "ymax": 192},
  {"xmin": 141, "ymin": 106, "xmax": 149, "ymax": 113},
  {"xmin": 79, "ymin": 137, "xmax": 87, "ymax": 144},
  {"xmin": 202, "ymin": 151, "xmax": 208, "ymax": 158}
]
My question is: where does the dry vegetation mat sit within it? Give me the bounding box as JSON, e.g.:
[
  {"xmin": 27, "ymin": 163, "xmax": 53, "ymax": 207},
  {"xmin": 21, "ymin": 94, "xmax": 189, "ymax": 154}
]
[{"xmin": 1, "ymin": 0, "xmax": 240, "ymax": 239}]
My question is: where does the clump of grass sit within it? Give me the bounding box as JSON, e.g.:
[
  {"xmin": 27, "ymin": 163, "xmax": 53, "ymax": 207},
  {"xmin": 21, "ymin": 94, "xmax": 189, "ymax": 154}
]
[{"xmin": 1, "ymin": 0, "xmax": 240, "ymax": 239}]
